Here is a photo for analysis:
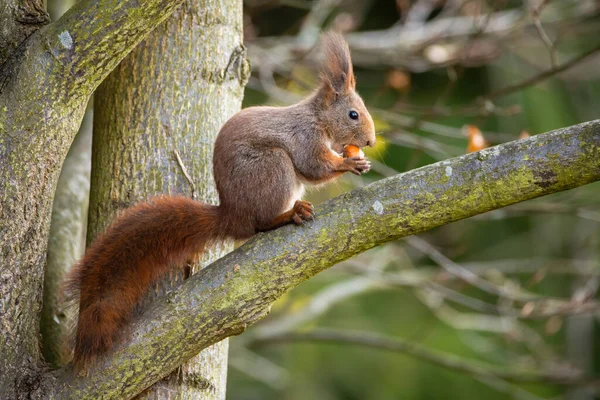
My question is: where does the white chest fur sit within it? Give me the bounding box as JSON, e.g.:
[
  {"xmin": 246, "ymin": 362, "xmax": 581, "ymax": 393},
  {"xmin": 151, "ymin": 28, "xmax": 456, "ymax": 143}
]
[{"xmin": 287, "ymin": 182, "xmax": 305, "ymax": 211}]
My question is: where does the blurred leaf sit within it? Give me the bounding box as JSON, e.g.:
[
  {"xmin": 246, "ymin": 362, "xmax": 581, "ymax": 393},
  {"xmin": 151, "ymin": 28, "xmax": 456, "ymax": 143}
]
[{"xmin": 465, "ymin": 125, "xmax": 488, "ymax": 153}]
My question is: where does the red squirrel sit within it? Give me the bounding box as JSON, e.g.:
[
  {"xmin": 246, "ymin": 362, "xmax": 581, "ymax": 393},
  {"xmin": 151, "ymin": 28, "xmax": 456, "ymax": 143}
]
[{"xmin": 66, "ymin": 32, "xmax": 376, "ymax": 369}]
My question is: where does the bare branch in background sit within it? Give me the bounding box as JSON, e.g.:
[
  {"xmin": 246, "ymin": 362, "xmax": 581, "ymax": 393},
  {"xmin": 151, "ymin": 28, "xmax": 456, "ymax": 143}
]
[
  {"xmin": 404, "ymin": 236, "xmax": 600, "ymax": 318},
  {"xmin": 476, "ymin": 201, "xmax": 600, "ymax": 224},
  {"xmin": 531, "ymin": 0, "xmax": 558, "ymax": 68},
  {"xmin": 250, "ymin": 328, "xmax": 585, "ymax": 384},
  {"xmin": 296, "ymin": 0, "xmax": 342, "ymax": 48},
  {"xmin": 483, "ymin": 43, "xmax": 600, "ymax": 101},
  {"xmin": 405, "ymin": 236, "xmax": 534, "ymax": 300},
  {"xmin": 246, "ymin": 1, "xmax": 598, "ymax": 72},
  {"xmin": 229, "ymin": 347, "xmax": 290, "ymax": 390}
]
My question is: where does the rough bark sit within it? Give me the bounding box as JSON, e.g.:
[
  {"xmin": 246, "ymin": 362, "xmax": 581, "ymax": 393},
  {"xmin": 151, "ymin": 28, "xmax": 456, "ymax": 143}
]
[
  {"xmin": 39, "ymin": 0, "xmax": 91, "ymax": 360},
  {"xmin": 47, "ymin": 119, "xmax": 600, "ymax": 399},
  {"xmin": 0, "ymin": 0, "xmax": 50, "ymax": 65},
  {"xmin": 88, "ymin": 0, "xmax": 247, "ymax": 399},
  {"xmin": 40, "ymin": 108, "xmax": 92, "ymax": 367},
  {"xmin": 0, "ymin": 0, "xmax": 186, "ymax": 393}
]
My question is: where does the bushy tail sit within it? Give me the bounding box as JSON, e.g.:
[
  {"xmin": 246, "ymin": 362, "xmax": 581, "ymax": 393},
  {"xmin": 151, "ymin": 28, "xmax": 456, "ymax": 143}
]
[{"xmin": 64, "ymin": 196, "xmax": 223, "ymax": 370}]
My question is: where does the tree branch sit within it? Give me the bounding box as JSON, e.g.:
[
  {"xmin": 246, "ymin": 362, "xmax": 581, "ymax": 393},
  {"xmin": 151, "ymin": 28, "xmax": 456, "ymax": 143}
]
[
  {"xmin": 249, "ymin": 328, "xmax": 584, "ymax": 384},
  {"xmin": 40, "ymin": 108, "xmax": 92, "ymax": 367},
  {"xmin": 246, "ymin": 3, "xmax": 599, "ymax": 73},
  {"xmin": 48, "ymin": 120, "xmax": 600, "ymax": 399},
  {"xmin": 483, "ymin": 43, "xmax": 600, "ymax": 100},
  {"xmin": 1, "ymin": 0, "xmax": 186, "ymax": 114}
]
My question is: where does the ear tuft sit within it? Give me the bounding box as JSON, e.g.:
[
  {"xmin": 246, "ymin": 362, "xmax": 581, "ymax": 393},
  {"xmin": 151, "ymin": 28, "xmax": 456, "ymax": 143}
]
[{"xmin": 320, "ymin": 31, "xmax": 355, "ymax": 97}]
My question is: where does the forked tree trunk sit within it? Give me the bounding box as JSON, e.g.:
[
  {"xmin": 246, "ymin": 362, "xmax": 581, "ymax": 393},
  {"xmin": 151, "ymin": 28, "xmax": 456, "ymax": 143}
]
[
  {"xmin": 89, "ymin": 0, "xmax": 248, "ymax": 398},
  {"xmin": 40, "ymin": 107, "xmax": 93, "ymax": 367},
  {"xmin": 0, "ymin": 0, "xmax": 189, "ymax": 393}
]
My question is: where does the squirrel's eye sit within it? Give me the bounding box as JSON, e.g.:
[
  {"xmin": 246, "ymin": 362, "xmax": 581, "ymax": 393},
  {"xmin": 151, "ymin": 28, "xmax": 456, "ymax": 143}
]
[{"xmin": 349, "ymin": 110, "xmax": 359, "ymax": 120}]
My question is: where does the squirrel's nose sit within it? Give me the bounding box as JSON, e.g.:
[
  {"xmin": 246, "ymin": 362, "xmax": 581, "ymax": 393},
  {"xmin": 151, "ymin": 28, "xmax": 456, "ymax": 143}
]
[{"xmin": 367, "ymin": 139, "xmax": 375, "ymax": 147}]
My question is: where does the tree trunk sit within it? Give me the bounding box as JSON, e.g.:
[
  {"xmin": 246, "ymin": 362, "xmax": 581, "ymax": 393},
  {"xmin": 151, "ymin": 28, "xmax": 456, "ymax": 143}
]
[
  {"xmin": 0, "ymin": 0, "xmax": 189, "ymax": 393},
  {"xmin": 40, "ymin": 107, "xmax": 93, "ymax": 367},
  {"xmin": 89, "ymin": 1, "xmax": 247, "ymax": 399},
  {"xmin": 39, "ymin": 0, "xmax": 91, "ymax": 369}
]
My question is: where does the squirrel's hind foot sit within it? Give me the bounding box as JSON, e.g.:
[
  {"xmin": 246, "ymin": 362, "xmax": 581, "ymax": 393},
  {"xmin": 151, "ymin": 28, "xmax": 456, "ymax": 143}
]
[{"xmin": 291, "ymin": 200, "xmax": 314, "ymax": 225}]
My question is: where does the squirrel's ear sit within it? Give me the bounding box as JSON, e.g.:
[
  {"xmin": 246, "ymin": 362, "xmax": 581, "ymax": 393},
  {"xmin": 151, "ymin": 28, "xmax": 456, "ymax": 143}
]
[{"xmin": 319, "ymin": 32, "xmax": 355, "ymax": 99}]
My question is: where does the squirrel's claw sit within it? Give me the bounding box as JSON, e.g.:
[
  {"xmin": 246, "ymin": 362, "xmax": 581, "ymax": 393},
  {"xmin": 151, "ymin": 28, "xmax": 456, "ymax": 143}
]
[
  {"xmin": 292, "ymin": 200, "xmax": 315, "ymax": 225},
  {"xmin": 344, "ymin": 156, "xmax": 370, "ymax": 175}
]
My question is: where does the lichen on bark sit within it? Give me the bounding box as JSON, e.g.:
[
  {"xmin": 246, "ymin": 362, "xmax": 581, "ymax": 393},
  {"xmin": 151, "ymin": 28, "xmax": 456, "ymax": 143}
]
[{"xmin": 0, "ymin": 0, "xmax": 189, "ymax": 393}]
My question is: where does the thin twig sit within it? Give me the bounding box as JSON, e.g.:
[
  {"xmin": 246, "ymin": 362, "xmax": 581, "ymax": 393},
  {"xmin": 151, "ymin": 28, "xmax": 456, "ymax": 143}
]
[
  {"xmin": 478, "ymin": 201, "xmax": 600, "ymax": 223},
  {"xmin": 228, "ymin": 347, "xmax": 290, "ymax": 390},
  {"xmin": 532, "ymin": 8, "xmax": 558, "ymax": 68},
  {"xmin": 474, "ymin": 374, "xmax": 552, "ymax": 400},
  {"xmin": 246, "ymin": 3, "xmax": 599, "ymax": 72},
  {"xmin": 483, "ymin": 43, "xmax": 600, "ymax": 100},
  {"xmin": 384, "ymin": 130, "xmax": 461, "ymax": 159},
  {"xmin": 404, "ymin": 236, "xmax": 600, "ymax": 318},
  {"xmin": 252, "ymin": 249, "xmax": 398, "ymax": 338},
  {"xmin": 173, "ymin": 149, "xmax": 197, "ymax": 200},
  {"xmin": 374, "ymin": 108, "xmax": 517, "ymax": 142},
  {"xmin": 250, "ymin": 328, "xmax": 585, "ymax": 384},
  {"xmin": 405, "ymin": 236, "xmax": 535, "ymax": 300},
  {"xmin": 296, "ymin": 0, "xmax": 342, "ymax": 48}
]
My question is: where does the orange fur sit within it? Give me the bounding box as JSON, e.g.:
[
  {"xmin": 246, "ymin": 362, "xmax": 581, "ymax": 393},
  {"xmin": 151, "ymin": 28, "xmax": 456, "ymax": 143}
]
[{"xmin": 65, "ymin": 197, "xmax": 224, "ymax": 368}]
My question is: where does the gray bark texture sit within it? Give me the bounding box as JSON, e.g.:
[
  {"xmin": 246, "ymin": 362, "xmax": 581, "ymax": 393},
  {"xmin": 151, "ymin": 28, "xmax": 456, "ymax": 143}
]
[
  {"xmin": 0, "ymin": 0, "xmax": 50, "ymax": 65},
  {"xmin": 0, "ymin": 0, "xmax": 187, "ymax": 394},
  {"xmin": 89, "ymin": 0, "xmax": 247, "ymax": 399},
  {"xmin": 39, "ymin": 0, "xmax": 92, "ymax": 361}
]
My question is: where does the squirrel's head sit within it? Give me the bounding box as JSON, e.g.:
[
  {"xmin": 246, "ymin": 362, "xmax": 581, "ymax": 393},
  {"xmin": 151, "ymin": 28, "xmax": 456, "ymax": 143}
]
[{"xmin": 315, "ymin": 32, "xmax": 376, "ymax": 154}]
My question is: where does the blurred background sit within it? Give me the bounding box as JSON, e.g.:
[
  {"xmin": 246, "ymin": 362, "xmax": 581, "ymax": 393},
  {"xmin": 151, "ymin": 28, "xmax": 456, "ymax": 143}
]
[{"xmin": 49, "ymin": 0, "xmax": 600, "ymax": 398}]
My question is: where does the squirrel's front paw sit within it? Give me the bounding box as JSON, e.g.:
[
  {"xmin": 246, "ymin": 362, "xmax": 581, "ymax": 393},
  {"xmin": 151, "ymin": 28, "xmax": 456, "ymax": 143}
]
[
  {"xmin": 292, "ymin": 200, "xmax": 315, "ymax": 225},
  {"xmin": 343, "ymin": 156, "xmax": 371, "ymax": 175}
]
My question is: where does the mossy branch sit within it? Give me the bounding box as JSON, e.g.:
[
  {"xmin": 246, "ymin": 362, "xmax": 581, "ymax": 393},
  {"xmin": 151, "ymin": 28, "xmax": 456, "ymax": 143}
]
[
  {"xmin": 49, "ymin": 120, "xmax": 600, "ymax": 399},
  {"xmin": 1, "ymin": 0, "xmax": 185, "ymax": 112}
]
